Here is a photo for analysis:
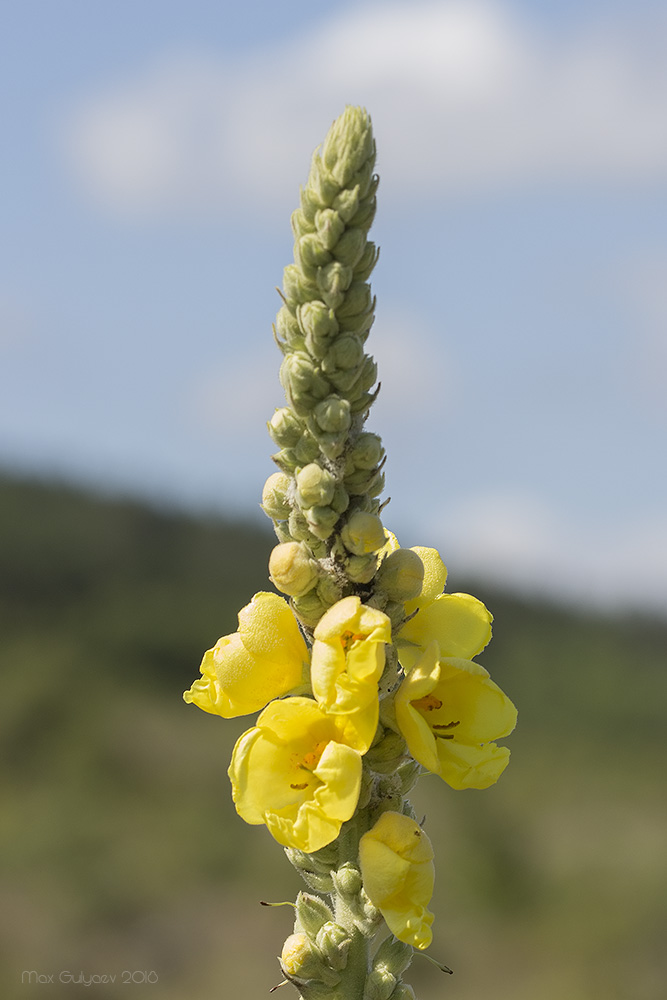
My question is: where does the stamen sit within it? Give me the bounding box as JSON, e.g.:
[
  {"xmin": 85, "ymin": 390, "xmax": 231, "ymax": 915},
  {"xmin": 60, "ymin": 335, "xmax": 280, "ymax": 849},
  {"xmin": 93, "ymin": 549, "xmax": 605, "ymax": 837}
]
[
  {"xmin": 433, "ymin": 721, "xmax": 460, "ymax": 730},
  {"xmin": 412, "ymin": 694, "xmax": 443, "ymax": 712}
]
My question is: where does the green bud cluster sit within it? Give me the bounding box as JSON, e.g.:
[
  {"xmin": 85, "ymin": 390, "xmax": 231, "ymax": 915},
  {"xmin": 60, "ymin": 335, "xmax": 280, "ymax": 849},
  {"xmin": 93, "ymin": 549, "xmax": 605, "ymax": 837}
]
[{"xmin": 262, "ymin": 106, "xmax": 389, "ymax": 629}]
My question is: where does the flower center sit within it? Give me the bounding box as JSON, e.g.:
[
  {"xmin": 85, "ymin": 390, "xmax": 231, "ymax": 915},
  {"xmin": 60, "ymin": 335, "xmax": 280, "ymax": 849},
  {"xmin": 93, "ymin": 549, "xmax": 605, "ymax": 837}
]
[
  {"xmin": 340, "ymin": 630, "xmax": 364, "ymax": 652},
  {"xmin": 289, "ymin": 740, "xmax": 328, "ymax": 789},
  {"xmin": 411, "ymin": 695, "xmax": 460, "ymax": 739}
]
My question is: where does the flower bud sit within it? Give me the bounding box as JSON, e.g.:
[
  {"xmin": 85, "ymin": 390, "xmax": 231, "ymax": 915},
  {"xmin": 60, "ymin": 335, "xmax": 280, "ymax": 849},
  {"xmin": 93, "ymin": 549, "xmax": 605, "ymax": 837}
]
[
  {"xmin": 296, "ymin": 233, "xmax": 332, "ymax": 268},
  {"xmin": 364, "ymin": 730, "xmax": 408, "ymax": 775},
  {"xmin": 316, "ymin": 575, "xmax": 343, "ymax": 607},
  {"xmin": 332, "ymin": 185, "xmax": 360, "ymax": 223},
  {"xmin": 268, "ymin": 407, "xmax": 303, "ymax": 448},
  {"xmin": 323, "ymin": 334, "xmax": 364, "ymax": 373},
  {"xmin": 353, "ymin": 240, "xmax": 380, "ymax": 282},
  {"xmin": 283, "ymin": 263, "xmax": 319, "ymax": 305},
  {"xmin": 346, "ymin": 552, "xmax": 378, "ymax": 583},
  {"xmin": 281, "ymin": 934, "xmax": 321, "ymax": 980},
  {"xmin": 315, "ymin": 922, "xmax": 351, "ymax": 972},
  {"xmin": 315, "ymin": 208, "xmax": 346, "ymax": 250},
  {"xmin": 295, "ymin": 892, "xmax": 335, "ymax": 938},
  {"xmin": 261, "ymin": 472, "xmax": 292, "ymax": 520},
  {"xmin": 336, "ymin": 280, "xmax": 373, "ymax": 319},
  {"xmin": 296, "ymin": 463, "xmax": 336, "ymax": 508},
  {"xmin": 341, "ymin": 511, "xmax": 386, "ymax": 555},
  {"xmin": 299, "ymin": 301, "xmax": 339, "ymax": 359},
  {"xmin": 349, "ymin": 432, "xmax": 384, "ymax": 470},
  {"xmin": 269, "ymin": 541, "xmax": 319, "ymax": 597},
  {"xmin": 307, "ymin": 153, "xmax": 339, "ymax": 208},
  {"xmin": 330, "ymin": 483, "xmax": 350, "ymax": 515},
  {"xmin": 317, "ymin": 261, "xmax": 353, "ymax": 309},
  {"xmin": 314, "ymin": 396, "xmax": 352, "ymax": 434},
  {"xmin": 390, "ymin": 985, "xmax": 416, "ymax": 1000},
  {"xmin": 373, "ymin": 937, "xmax": 414, "ymax": 978},
  {"xmin": 275, "ymin": 304, "xmax": 304, "ymax": 350},
  {"xmin": 375, "ymin": 549, "xmax": 424, "ymax": 603},
  {"xmin": 305, "ymin": 504, "xmax": 340, "ymax": 539},
  {"xmin": 332, "ymin": 227, "xmax": 366, "ymax": 267},
  {"xmin": 364, "ymin": 968, "xmax": 396, "ymax": 1000},
  {"xmin": 294, "ymin": 431, "xmax": 320, "ymax": 464},
  {"xmin": 292, "ymin": 590, "xmax": 329, "ymax": 628},
  {"xmin": 280, "ymin": 354, "xmax": 330, "ymax": 414},
  {"xmin": 331, "ymin": 863, "xmax": 363, "ymax": 897}
]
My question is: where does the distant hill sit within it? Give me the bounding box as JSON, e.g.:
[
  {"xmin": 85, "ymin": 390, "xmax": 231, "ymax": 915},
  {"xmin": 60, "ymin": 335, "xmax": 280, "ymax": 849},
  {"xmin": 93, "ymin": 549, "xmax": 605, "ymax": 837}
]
[{"xmin": 1, "ymin": 471, "xmax": 665, "ymax": 1000}]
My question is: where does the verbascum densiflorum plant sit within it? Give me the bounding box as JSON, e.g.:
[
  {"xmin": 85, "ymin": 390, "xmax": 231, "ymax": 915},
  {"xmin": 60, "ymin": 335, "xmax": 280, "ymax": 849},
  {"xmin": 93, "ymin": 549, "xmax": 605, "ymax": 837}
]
[{"xmin": 184, "ymin": 106, "xmax": 517, "ymax": 999}]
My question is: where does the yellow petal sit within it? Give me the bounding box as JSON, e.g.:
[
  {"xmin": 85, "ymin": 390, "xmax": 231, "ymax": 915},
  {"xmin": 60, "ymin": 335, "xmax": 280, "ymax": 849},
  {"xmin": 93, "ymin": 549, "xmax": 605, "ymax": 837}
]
[
  {"xmin": 399, "ymin": 593, "xmax": 492, "ymax": 660},
  {"xmin": 359, "ymin": 812, "xmax": 435, "ymax": 950},
  {"xmin": 403, "ymin": 546, "xmax": 448, "ymax": 614},
  {"xmin": 238, "ymin": 591, "xmax": 308, "ymax": 664},
  {"xmin": 434, "ymin": 657, "xmax": 517, "ymax": 744},
  {"xmin": 435, "ymin": 740, "xmax": 511, "ymax": 790}
]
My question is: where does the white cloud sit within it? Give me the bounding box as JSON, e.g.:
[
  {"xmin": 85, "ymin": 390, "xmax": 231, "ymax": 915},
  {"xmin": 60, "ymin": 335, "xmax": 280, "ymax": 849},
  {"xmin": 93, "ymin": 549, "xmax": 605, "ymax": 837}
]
[
  {"xmin": 61, "ymin": 1, "xmax": 667, "ymax": 217},
  {"xmin": 421, "ymin": 489, "xmax": 667, "ymax": 611}
]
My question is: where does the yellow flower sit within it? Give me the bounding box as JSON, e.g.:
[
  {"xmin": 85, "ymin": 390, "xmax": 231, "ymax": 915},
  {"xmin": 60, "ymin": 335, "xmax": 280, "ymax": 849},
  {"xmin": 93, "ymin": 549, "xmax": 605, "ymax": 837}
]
[
  {"xmin": 359, "ymin": 811, "xmax": 435, "ymax": 950},
  {"xmin": 395, "ymin": 642, "xmax": 517, "ymax": 790},
  {"xmin": 311, "ymin": 597, "xmax": 391, "ymax": 751},
  {"xmin": 183, "ymin": 591, "xmax": 308, "ymax": 718},
  {"xmin": 228, "ymin": 697, "xmax": 363, "ymax": 852},
  {"xmin": 397, "ymin": 546, "xmax": 493, "ymax": 670}
]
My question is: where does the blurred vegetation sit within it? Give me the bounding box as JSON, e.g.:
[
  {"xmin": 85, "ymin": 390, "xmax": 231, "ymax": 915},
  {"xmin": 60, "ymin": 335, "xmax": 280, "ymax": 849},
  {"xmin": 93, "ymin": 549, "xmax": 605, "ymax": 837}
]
[{"xmin": 1, "ymin": 472, "xmax": 665, "ymax": 999}]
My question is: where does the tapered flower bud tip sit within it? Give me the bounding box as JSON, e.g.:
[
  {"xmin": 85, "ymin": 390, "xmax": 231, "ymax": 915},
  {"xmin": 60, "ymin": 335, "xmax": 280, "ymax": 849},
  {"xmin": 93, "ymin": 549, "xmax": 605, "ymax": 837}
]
[
  {"xmin": 322, "ymin": 106, "xmax": 375, "ymax": 187},
  {"xmin": 340, "ymin": 511, "xmax": 386, "ymax": 555},
  {"xmin": 376, "ymin": 548, "xmax": 425, "ymax": 603},
  {"xmin": 269, "ymin": 541, "xmax": 319, "ymax": 597}
]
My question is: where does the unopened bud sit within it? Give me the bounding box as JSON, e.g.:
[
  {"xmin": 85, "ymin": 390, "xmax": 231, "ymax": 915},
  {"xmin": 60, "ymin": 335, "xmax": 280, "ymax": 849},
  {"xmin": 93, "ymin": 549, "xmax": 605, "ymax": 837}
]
[
  {"xmin": 296, "ymin": 463, "xmax": 336, "ymax": 508},
  {"xmin": 305, "ymin": 504, "xmax": 340, "ymax": 539},
  {"xmin": 317, "ymin": 261, "xmax": 353, "ymax": 309},
  {"xmin": 315, "ymin": 922, "xmax": 351, "ymax": 972},
  {"xmin": 341, "ymin": 511, "xmax": 386, "ymax": 555},
  {"xmin": 315, "ymin": 208, "xmax": 346, "ymax": 250},
  {"xmin": 364, "ymin": 968, "xmax": 396, "ymax": 1000},
  {"xmin": 261, "ymin": 472, "xmax": 292, "ymax": 520},
  {"xmin": 346, "ymin": 551, "xmax": 378, "ymax": 583},
  {"xmin": 313, "ymin": 396, "xmax": 352, "ymax": 435},
  {"xmin": 350, "ymin": 432, "xmax": 384, "ymax": 470},
  {"xmin": 373, "ymin": 936, "xmax": 414, "ymax": 977},
  {"xmin": 331, "ymin": 863, "xmax": 362, "ymax": 897},
  {"xmin": 292, "ymin": 590, "xmax": 329, "ymax": 628},
  {"xmin": 283, "ymin": 263, "xmax": 319, "ymax": 306},
  {"xmin": 296, "ymin": 233, "xmax": 332, "ymax": 268},
  {"xmin": 268, "ymin": 407, "xmax": 303, "ymax": 448},
  {"xmin": 269, "ymin": 542, "xmax": 319, "ymax": 597},
  {"xmin": 295, "ymin": 892, "xmax": 334, "ymax": 938},
  {"xmin": 324, "ymin": 334, "xmax": 364, "ymax": 372},
  {"xmin": 375, "ymin": 549, "xmax": 424, "ymax": 602}
]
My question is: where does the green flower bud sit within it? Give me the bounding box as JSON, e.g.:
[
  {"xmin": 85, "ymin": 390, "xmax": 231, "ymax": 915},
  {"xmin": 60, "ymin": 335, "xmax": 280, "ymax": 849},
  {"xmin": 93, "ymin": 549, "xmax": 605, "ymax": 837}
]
[
  {"xmin": 340, "ymin": 511, "xmax": 386, "ymax": 555},
  {"xmin": 330, "ymin": 482, "xmax": 350, "ymax": 515},
  {"xmin": 332, "ymin": 227, "xmax": 366, "ymax": 267},
  {"xmin": 261, "ymin": 472, "xmax": 292, "ymax": 520},
  {"xmin": 273, "ymin": 522, "xmax": 293, "ymax": 544},
  {"xmin": 272, "ymin": 447, "xmax": 298, "ymax": 473},
  {"xmin": 283, "ymin": 262, "xmax": 319, "ymax": 306},
  {"xmin": 353, "ymin": 241, "xmax": 379, "ymax": 283},
  {"xmin": 332, "ymin": 185, "xmax": 360, "ymax": 223},
  {"xmin": 350, "ymin": 432, "xmax": 384, "ymax": 470},
  {"xmin": 331, "ymin": 863, "xmax": 362, "ymax": 897},
  {"xmin": 345, "ymin": 552, "xmax": 378, "ymax": 584},
  {"xmin": 307, "ymin": 152, "xmax": 339, "ymax": 208},
  {"xmin": 315, "ymin": 922, "xmax": 351, "ymax": 972},
  {"xmin": 317, "ymin": 261, "xmax": 353, "ymax": 309},
  {"xmin": 294, "ymin": 431, "xmax": 320, "ymax": 464},
  {"xmin": 336, "ymin": 280, "xmax": 373, "ymax": 319},
  {"xmin": 298, "ymin": 301, "xmax": 339, "ymax": 359},
  {"xmin": 316, "ymin": 575, "xmax": 343, "ymax": 607},
  {"xmin": 389, "ymin": 985, "xmax": 416, "ymax": 1000},
  {"xmin": 294, "ymin": 892, "xmax": 335, "ymax": 938},
  {"xmin": 364, "ymin": 968, "xmax": 396, "ymax": 1000},
  {"xmin": 288, "ymin": 507, "xmax": 312, "ymax": 541},
  {"xmin": 321, "ymin": 105, "xmax": 375, "ymax": 189},
  {"xmin": 269, "ymin": 541, "xmax": 319, "ymax": 597},
  {"xmin": 296, "ymin": 463, "xmax": 336, "ymax": 508},
  {"xmin": 313, "ymin": 396, "xmax": 352, "ymax": 434},
  {"xmin": 292, "ymin": 590, "xmax": 329, "ymax": 628},
  {"xmin": 322, "ymin": 334, "xmax": 364, "ymax": 373},
  {"xmin": 296, "ymin": 233, "xmax": 333, "ymax": 268},
  {"xmin": 364, "ymin": 731, "xmax": 408, "ymax": 775},
  {"xmin": 305, "ymin": 504, "xmax": 340, "ymax": 540},
  {"xmin": 280, "ymin": 353, "xmax": 330, "ymax": 414},
  {"xmin": 375, "ymin": 549, "xmax": 425, "ymax": 602},
  {"xmin": 275, "ymin": 304, "xmax": 304, "ymax": 350},
  {"xmin": 268, "ymin": 407, "xmax": 303, "ymax": 448},
  {"xmin": 373, "ymin": 937, "xmax": 414, "ymax": 978},
  {"xmin": 315, "ymin": 208, "xmax": 346, "ymax": 250}
]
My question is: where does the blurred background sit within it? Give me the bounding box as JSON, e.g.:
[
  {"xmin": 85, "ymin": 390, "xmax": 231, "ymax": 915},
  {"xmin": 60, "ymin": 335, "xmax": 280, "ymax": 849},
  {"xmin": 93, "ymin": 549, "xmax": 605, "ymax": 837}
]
[{"xmin": 1, "ymin": 1, "xmax": 666, "ymax": 998}]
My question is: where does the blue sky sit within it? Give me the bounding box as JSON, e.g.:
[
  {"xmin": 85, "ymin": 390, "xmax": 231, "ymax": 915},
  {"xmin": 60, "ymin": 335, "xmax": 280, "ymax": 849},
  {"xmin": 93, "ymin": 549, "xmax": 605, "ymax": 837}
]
[{"xmin": 2, "ymin": 0, "xmax": 666, "ymax": 610}]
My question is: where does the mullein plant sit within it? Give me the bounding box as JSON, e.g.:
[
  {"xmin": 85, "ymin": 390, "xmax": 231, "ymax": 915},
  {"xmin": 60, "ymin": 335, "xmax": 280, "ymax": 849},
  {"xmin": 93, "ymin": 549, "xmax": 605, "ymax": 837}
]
[{"xmin": 184, "ymin": 106, "xmax": 517, "ymax": 999}]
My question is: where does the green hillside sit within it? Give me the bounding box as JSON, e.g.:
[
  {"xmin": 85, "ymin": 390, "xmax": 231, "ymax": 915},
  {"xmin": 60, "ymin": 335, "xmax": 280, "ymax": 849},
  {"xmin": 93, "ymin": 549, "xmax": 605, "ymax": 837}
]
[{"xmin": 1, "ymin": 473, "xmax": 665, "ymax": 1000}]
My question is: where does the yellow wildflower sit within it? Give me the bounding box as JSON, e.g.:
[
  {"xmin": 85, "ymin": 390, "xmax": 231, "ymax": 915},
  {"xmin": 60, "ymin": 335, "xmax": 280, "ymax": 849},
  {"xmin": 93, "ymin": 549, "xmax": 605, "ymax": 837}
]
[
  {"xmin": 311, "ymin": 596, "xmax": 391, "ymax": 751},
  {"xmin": 359, "ymin": 811, "xmax": 435, "ymax": 950},
  {"xmin": 183, "ymin": 591, "xmax": 307, "ymax": 718},
  {"xmin": 228, "ymin": 697, "xmax": 363, "ymax": 852},
  {"xmin": 397, "ymin": 546, "xmax": 493, "ymax": 670},
  {"xmin": 395, "ymin": 642, "xmax": 517, "ymax": 789}
]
